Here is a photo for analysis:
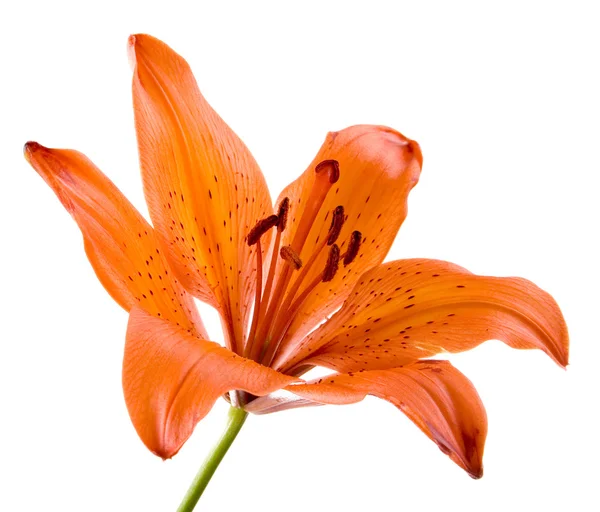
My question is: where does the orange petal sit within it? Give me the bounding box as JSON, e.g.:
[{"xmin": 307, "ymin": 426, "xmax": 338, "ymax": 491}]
[
  {"xmin": 286, "ymin": 360, "xmax": 487, "ymax": 478},
  {"xmin": 273, "ymin": 126, "xmax": 422, "ymax": 359},
  {"xmin": 130, "ymin": 34, "xmax": 272, "ymax": 351},
  {"xmin": 24, "ymin": 143, "xmax": 205, "ymax": 337},
  {"xmin": 123, "ymin": 307, "xmax": 297, "ymax": 458},
  {"xmin": 279, "ymin": 259, "xmax": 568, "ymax": 373}
]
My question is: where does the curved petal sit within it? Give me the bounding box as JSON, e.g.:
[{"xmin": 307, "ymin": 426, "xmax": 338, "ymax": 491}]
[
  {"xmin": 285, "ymin": 360, "xmax": 487, "ymax": 478},
  {"xmin": 273, "ymin": 125, "xmax": 422, "ymax": 357},
  {"xmin": 123, "ymin": 308, "xmax": 297, "ymax": 459},
  {"xmin": 278, "ymin": 259, "xmax": 568, "ymax": 373},
  {"xmin": 129, "ymin": 34, "xmax": 272, "ymax": 351},
  {"xmin": 24, "ymin": 142, "xmax": 205, "ymax": 337}
]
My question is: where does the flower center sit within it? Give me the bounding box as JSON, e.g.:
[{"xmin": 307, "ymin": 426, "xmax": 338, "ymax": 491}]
[{"xmin": 243, "ymin": 160, "xmax": 362, "ymax": 367}]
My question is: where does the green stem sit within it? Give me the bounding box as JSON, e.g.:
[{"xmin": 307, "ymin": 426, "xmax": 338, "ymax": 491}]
[{"xmin": 176, "ymin": 407, "xmax": 248, "ymax": 512}]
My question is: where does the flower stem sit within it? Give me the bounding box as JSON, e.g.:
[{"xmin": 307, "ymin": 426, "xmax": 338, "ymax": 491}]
[{"xmin": 176, "ymin": 406, "xmax": 248, "ymax": 512}]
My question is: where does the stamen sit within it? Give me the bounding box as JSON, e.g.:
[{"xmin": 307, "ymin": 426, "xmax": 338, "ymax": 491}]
[
  {"xmin": 248, "ymin": 163, "xmax": 355, "ymax": 366},
  {"xmin": 280, "ymin": 245, "xmax": 303, "ymax": 270},
  {"xmin": 247, "ymin": 215, "xmax": 279, "ymax": 246},
  {"xmin": 343, "ymin": 230, "xmax": 362, "ymax": 266},
  {"xmin": 322, "ymin": 244, "xmax": 340, "ymax": 282},
  {"xmin": 255, "ymin": 160, "xmax": 341, "ymax": 354},
  {"xmin": 259, "ymin": 204, "xmax": 345, "ymax": 362},
  {"xmin": 327, "ymin": 205, "xmax": 345, "ymax": 245},
  {"xmin": 277, "ymin": 197, "xmax": 290, "ymax": 232}
]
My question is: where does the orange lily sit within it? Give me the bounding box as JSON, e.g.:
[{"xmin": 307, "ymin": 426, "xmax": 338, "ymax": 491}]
[{"xmin": 24, "ymin": 34, "xmax": 568, "ymax": 509}]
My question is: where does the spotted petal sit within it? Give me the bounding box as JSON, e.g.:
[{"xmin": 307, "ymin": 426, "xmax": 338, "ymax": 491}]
[
  {"xmin": 277, "ymin": 259, "xmax": 568, "ymax": 373},
  {"xmin": 130, "ymin": 34, "xmax": 272, "ymax": 352},
  {"xmin": 280, "ymin": 360, "xmax": 487, "ymax": 478},
  {"xmin": 24, "ymin": 143, "xmax": 204, "ymax": 336},
  {"xmin": 123, "ymin": 308, "xmax": 297, "ymax": 458},
  {"xmin": 273, "ymin": 125, "xmax": 422, "ymax": 359}
]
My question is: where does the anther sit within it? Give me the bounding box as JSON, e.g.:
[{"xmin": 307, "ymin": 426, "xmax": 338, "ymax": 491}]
[
  {"xmin": 315, "ymin": 159, "xmax": 340, "ymax": 184},
  {"xmin": 343, "ymin": 230, "xmax": 362, "ymax": 266},
  {"xmin": 322, "ymin": 244, "xmax": 340, "ymax": 282},
  {"xmin": 247, "ymin": 214, "xmax": 279, "ymax": 245},
  {"xmin": 277, "ymin": 197, "xmax": 290, "ymax": 232},
  {"xmin": 327, "ymin": 205, "xmax": 345, "ymax": 245},
  {"xmin": 280, "ymin": 245, "xmax": 303, "ymax": 270}
]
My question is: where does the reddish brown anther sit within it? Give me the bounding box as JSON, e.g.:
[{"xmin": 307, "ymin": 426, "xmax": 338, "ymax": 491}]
[
  {"xmin": 327, "ymin": 205, "xmax": 345, "ymax": 245},
  {"xmin": 280, "ymin": 245, "xmax": 303, "ymax": 270},
  {"xmin": 323, "ymin": 244, "xmax": 340, "ymax": 282},
  {"xmin": 277, "ymin": 197, "xmax": 290, "ymax": 232},
  {"xmin": 344, "ymin": 230, "xmax": 362, "ymax": 266},
  {"xmin": 247, "ymin": 214, "xmax": 279, "ymax": 246}
]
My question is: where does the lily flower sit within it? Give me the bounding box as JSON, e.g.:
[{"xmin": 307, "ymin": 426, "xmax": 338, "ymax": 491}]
[{"xmin": 24, "ymin": 34, "xmax": 568, "ymax": 508}]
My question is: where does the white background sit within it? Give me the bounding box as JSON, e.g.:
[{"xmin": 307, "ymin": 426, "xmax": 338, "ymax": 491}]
[{"xmin": 1, "ymin": 1, "xmax": 598, "ymax": 510}]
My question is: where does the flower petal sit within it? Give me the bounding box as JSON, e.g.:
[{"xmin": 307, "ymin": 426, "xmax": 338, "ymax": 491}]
[
  {"xmin": 129, "ymin": 34, "xmax": 272, "ymax": 351},
  {"xmin": 278, "ymin": 259, "xmax": 568, "ymax": 373},
  {"xmin": 273, "ymin": 125, "xmax": 422, "ymax": 357},
  {"xmin": 123, "ymin": 307, "xmax": 297, "ymax": 458},
  {"xmin": 24, "ymin": 143, "xmax": 205, "ymax": 336},
  {"xmin": 286, "ymin": 360, "xmax": 487, "ymax": 478}
]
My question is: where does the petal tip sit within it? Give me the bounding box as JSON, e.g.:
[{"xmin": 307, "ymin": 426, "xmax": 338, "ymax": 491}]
[
  {"xmin": 468, "ymin": 465, "xmax": 484, "ymax": 480},
  {"xmin": 127, "ymin": 33, "xmax": 158, "ymax": 54},
  {"xmin": 407, "ymin": 139, "xmax": 423, "ymax": 169},
  {"xmin": 387, "ymin": 131, "xmax": 423, "ymax": 171},
  {"xmin": 127, "ymin": 34, "xmax": 171, "ymax": 73},
  {"xmin": 127, "ymin": 33, "xmax": 147, "ymax": 51},
  {"xmin": 559, "ymin": 341, "xmax": 570, "ymax": 369},
  {"xmin": 371, "ymin": 126, "xmax": 423, "ymax": 177},
  {"xmin": 127, "ymin": 34, "xmax": 140, "ymax": 68},
  {"xmin": 549, "ymin": 334, "xmax": 569, "ymax": 369},
  {"xmin": 23, "ymin": 141, "xmax": 43, "ymax": 162},
  {"xmin": 153, "ymin": 446, "xmax": 175, "ymax": 461},
  {"xmin": 127, "ymin": 33, "xmax": 155, "ymax": 67}
]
